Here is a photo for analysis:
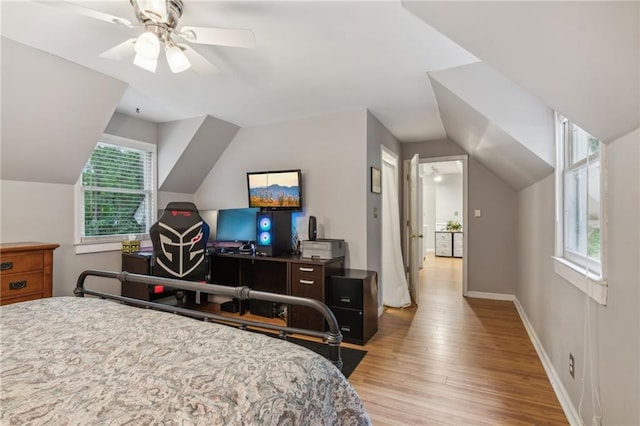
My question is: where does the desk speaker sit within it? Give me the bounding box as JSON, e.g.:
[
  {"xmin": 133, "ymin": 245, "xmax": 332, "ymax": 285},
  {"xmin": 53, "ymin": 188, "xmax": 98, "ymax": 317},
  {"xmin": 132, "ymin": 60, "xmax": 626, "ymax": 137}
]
[{"xmin": 256, "ymin": 211, "xmax": 292, "ymax": 257}]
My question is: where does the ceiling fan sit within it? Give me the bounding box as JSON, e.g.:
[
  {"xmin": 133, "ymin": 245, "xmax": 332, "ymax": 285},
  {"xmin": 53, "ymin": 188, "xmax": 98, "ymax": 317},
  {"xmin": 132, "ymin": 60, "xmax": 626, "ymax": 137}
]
[{"xmin": 48, "ymin": 0, "xmax": 255, "ymax": 74}]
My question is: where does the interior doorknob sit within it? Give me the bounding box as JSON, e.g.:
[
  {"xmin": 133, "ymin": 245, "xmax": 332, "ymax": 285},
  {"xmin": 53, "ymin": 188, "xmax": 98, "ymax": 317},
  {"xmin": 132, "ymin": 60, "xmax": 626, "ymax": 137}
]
[{"xmin": 411, "ymin": 234, "xmax": 424, "ymax": 239}]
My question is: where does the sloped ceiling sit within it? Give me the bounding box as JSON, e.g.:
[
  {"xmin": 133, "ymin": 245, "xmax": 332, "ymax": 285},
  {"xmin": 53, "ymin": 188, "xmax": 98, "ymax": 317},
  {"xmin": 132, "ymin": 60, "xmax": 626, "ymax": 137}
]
[
  {"xmin": 429, "ymin": 62, "xmax": 555, "ymax": 190},
  {"xmin": 158, "ymin": 115, "xmax": 240, "ymax": 193},
  {"xmin": 431, "ymin": 78, "xmax": 553, "ymax": 191},
  {"xmin": 157, "ymin": 116, "xmax": 206, "ymax": 187},
  {"xmin": 403, "ymin": 1, "xmax": 639, "ymax": 143},
  {"xmin": 1, "ymin": 38, "xmax": 127, "ymax": 184}
]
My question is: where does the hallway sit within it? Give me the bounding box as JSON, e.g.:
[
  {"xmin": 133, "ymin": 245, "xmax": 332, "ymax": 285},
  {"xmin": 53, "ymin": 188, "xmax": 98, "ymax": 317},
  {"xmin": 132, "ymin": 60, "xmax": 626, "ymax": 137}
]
[{"xmin": 348, "ymin": 254, "xmax": 567, "ymax": 425}]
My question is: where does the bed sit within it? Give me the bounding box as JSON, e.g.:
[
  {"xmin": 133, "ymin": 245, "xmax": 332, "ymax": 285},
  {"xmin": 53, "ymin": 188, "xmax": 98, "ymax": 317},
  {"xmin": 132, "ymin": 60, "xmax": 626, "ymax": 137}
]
[{"xmin": 0, "ymin": 270, "xmax": 371, "ymax": 425}]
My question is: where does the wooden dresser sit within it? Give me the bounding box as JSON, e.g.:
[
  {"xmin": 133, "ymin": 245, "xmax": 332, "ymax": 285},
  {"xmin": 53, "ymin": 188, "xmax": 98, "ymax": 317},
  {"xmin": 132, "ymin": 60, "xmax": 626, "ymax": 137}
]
[{"xmin": 0, "ymin": 242, "xmax": 59, "ymax": 305}]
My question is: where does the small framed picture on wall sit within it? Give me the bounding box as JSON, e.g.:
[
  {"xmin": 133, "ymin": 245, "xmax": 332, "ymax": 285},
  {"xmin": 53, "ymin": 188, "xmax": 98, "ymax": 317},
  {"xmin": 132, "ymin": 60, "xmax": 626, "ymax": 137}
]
[{"xmin": 371, "ymin": 167, "xmax": 381, "ymax": 194}]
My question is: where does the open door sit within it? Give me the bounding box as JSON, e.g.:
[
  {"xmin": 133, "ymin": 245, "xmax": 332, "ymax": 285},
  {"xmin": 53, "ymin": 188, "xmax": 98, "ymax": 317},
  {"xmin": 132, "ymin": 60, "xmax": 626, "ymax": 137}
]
[{"xmin": 404, "ymin": 154, "xmax": 421, "ymax": 305}]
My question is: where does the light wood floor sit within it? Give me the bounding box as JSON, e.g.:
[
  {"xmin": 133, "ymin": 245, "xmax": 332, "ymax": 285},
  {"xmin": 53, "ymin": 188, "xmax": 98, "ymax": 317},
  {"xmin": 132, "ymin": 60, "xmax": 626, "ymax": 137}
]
[{"xmin": 347, "ymin": 254, "xmax": 568, "ymax": 425}]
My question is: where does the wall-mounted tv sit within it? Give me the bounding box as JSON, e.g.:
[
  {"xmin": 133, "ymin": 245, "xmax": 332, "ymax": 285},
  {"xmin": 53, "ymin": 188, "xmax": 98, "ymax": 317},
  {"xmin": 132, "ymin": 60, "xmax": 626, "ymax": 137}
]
[{"xmin": 247, "ymin": 169, "xmax": 302, "ymax": 211}]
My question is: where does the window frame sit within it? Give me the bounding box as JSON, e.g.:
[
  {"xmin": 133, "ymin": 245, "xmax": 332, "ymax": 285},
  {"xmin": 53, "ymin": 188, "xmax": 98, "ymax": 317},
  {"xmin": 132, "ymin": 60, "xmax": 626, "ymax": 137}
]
[
  {"xmin": 74, "ymin": 134, "xmax": 157, "ymax": 253},
  {"xmin": 553, "ymin": 113, "xmax": 608, "ymax": 305}
]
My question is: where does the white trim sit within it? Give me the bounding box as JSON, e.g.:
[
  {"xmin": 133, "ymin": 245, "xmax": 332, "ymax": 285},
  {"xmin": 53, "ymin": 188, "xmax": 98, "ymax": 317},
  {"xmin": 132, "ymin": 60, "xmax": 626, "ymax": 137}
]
[
  {"xmin": 75, "ymin": 133, "xmax": 158, "ymax": 246},
  {"xmin": 465, "ymin": 291, "xmax": 514, "ymax": 301},
  {"xmin": 101, "ymin": 133, "xmax": 157, "ymax": 153},
  {"xmin": 378, "ymin": 305, "xmax": 384, "ymax": 317},
  {"xmin": 514, "ymin": 298, "xmax": 583, "ymax": 426},
  {"xmin": 74, "ymin": 239, "xmax": 152, "ymax": 255},
  {"xmin": 552, "ymin": 257, "xmax": 608, "ymax": 305}
]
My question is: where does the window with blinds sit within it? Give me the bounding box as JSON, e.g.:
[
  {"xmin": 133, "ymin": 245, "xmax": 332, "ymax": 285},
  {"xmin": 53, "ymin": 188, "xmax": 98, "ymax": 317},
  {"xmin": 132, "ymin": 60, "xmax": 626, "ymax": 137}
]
[{"xmin": 79, "ymin": 137, "xmax": 156, "ymax": 243}]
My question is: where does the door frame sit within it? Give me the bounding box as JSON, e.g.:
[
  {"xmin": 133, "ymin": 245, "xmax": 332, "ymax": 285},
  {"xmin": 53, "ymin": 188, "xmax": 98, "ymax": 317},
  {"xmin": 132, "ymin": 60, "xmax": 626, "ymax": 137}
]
[{"xmin": 416, "ymin": 155, "xmax": 469, "ymax": 296}]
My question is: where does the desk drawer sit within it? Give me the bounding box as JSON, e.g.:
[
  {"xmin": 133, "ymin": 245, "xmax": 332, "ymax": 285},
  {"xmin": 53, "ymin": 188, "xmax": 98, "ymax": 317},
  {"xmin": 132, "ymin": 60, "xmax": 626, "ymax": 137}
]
[
  {"xmin": 291, "ymin": 262, "xmax": 324, "ymax": 299},
  {"xmin": 1, "ymin": 271, "xmax": 44, "ymax": 299},
  {"xmin": 0, "ymin": 253, "xmax": 43, "ymax": 275}
]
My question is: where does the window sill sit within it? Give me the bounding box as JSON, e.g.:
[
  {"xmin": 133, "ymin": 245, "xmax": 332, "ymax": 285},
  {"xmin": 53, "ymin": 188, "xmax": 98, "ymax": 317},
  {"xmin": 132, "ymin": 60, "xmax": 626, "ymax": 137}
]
[
  {"xmin": 552, "ymin": 256, "xmax": 607, "ymax": 305},
  {"xmin": 75, "ymin": 240, "xmax": 152, "ymax": 255}
]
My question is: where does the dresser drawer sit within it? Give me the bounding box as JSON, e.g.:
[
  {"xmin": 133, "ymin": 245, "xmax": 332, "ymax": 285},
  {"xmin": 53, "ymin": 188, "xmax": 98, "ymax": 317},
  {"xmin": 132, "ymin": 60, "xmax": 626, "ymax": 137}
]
[
  {"xmin": 1, "ymin": 271, "xmax": 44, "ymax": 299},
  {"xmin": 0, "ymin": 253, "xmax": 44, "ymax": 275}
]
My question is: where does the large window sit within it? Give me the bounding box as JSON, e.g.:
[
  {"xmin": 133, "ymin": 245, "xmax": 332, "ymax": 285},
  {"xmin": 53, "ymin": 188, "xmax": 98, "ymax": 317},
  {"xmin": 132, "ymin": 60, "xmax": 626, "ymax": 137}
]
[
  {"xmin": 77, "ymin": 135, "xmax": 156, "ymax": 245},
  {"xmin": 555, "ymin": 115, "xmax": 607, "ymax": 303}
]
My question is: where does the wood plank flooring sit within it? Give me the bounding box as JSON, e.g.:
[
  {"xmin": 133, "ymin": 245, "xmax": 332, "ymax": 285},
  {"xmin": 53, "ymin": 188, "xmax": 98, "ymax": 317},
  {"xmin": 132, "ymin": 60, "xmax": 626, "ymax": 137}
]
[{"xmin": 347, "ymin": 254, "xmax": 568, "ymax": 425}]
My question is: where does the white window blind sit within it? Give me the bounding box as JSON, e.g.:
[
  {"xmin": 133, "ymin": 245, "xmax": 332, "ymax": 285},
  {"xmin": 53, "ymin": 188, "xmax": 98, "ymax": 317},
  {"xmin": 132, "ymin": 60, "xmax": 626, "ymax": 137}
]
[{"xmin": 79, "ymin": 138, "xmax": 156, "ymax": 243}]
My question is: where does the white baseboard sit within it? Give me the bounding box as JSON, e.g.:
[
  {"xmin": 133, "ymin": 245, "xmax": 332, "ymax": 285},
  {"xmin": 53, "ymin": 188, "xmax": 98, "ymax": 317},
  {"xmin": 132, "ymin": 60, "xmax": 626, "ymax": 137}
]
[
  {"xmin": 513, "ymin": 298, "xmax": 582, "ymax": 426},
  {"xmin": 465, "ymin": 291, "xmax": 515, "ymax": 301},
  {"xmin": 378, "ymin": 305, "xmax": 384, "ymax": 317}
]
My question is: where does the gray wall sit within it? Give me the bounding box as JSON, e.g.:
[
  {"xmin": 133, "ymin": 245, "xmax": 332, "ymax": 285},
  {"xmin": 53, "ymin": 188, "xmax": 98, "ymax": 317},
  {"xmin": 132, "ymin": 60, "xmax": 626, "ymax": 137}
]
[
  {"xmin": 0, "ymin": 180, "xmax": 123, "ymax": 296},
  {"xmin": 402, "ymin": 139, "xmax": 518, "ymax": 295},
  {"xmin": 195, "ymin": 109, "xmax": 369, "ymax": 269},
  {"xmin": 366, "ymin": 111, "xmax": 403, "ymax": 305},
  {"xmin": 517, "ymin": 129, "xmax": 640, "ymax": 425},
  {"xmin": 0, "ymin": 113, "xmax": 193, "ymax": 297},
  {"xmin": 105, "ymin": 112, "xmax": 157, "ymax": 144}
]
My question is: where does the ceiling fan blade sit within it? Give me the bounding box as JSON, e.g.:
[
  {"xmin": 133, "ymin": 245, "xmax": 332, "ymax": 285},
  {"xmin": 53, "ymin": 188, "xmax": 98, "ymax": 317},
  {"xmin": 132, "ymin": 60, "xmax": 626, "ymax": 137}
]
[
  {"xmin": 181, "ymin": 45, "xmax": 219, "ymax": 75},
  {"xmin": 99, "ymin": 39, "xmax": 136, "ymax": 60},
  {"xmin": 178, "ymin": 26, "xmax": 255, "ymax": 49},
  {"xmin": 37, "ymin": 1, "xmax": 135, "ymax": 28}
]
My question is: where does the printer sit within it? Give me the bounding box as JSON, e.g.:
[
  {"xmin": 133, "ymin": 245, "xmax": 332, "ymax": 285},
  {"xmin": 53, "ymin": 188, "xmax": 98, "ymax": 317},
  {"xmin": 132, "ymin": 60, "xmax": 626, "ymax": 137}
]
[{"xmin": 301, "ymin": 239, "xmax": 345, "ymax": 259}]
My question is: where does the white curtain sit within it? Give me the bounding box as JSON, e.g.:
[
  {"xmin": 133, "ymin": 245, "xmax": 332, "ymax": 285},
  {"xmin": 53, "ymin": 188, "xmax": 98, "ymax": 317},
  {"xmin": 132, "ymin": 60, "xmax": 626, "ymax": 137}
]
[{"xmin": 382, "ymin": 159, "xmax": 411, "ymax": 308}]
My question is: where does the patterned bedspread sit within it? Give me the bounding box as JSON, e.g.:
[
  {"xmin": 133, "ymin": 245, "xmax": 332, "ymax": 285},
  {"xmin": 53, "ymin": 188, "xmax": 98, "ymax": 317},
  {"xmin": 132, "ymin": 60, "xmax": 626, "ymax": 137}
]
[{"xmin": 0, "ymin": 297, "xmax": 370, "ymax": 425}]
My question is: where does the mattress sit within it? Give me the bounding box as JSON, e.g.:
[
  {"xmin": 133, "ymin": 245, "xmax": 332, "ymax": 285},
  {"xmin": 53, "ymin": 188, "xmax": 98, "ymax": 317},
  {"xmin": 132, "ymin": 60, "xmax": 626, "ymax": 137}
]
[{"xmin": 0, "ymin": 297, "xmax": 370, "ymax": 425}]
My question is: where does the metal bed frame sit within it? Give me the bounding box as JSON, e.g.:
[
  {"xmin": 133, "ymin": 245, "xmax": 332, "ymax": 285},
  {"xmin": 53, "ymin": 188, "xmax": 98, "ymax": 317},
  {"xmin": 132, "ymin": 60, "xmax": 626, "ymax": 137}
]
[{"xmin": 75, "ymin": 270, "xmax": 344, "ymax": 370}]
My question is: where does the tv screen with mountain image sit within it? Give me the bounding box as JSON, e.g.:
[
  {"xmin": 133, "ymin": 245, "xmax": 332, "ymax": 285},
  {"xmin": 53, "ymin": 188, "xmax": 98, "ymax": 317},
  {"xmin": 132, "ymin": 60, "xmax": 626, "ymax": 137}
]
[{"xmin": 247, "ymin": 169, "xmax": 302, "ymax": 211}]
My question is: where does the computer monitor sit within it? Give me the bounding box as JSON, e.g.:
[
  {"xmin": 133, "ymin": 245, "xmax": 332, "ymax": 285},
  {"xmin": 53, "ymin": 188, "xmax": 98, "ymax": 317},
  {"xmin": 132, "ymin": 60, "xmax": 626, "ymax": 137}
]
[{"xmin": 215, "ymin": 208, "xmax": 259, "ymax": 242}]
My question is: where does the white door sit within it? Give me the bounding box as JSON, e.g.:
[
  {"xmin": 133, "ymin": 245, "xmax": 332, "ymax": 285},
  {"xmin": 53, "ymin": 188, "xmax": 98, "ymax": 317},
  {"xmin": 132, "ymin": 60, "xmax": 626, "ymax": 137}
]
[{"xmin": 404, "ymin": 154, "xmax": 421, "ymax": 305}]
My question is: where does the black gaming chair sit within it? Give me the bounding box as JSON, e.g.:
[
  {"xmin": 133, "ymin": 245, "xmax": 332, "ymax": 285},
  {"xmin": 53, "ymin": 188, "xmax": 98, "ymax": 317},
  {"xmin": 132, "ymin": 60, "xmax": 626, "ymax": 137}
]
[{"xmin": 149, "ymin": 202, "xmax": 210, "ymax": 306}]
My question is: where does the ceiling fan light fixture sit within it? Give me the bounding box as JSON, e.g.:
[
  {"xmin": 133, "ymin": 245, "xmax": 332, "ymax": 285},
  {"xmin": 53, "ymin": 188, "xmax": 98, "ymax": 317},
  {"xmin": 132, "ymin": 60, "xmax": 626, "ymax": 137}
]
[
  {"xmin": 166, "ymin": 45, "xmax": 190, "ymax": 73},
  {"xmin": 134, "ymin": 31, "xmax": 161, "ymax": 60},
  {"xmin": 133, "ymin": 53, "xmax": 158, "ymax": 72},
  {"xmin": 135, "ymin": 0, "xmax": 168, "ymax": 22}
]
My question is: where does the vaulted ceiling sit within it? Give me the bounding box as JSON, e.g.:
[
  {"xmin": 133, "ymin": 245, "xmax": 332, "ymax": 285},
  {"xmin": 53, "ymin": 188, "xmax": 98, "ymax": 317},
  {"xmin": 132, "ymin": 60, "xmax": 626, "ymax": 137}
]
[{"xmin": 1, "ymin": 1, "xmax": 637, "ymax": 191}]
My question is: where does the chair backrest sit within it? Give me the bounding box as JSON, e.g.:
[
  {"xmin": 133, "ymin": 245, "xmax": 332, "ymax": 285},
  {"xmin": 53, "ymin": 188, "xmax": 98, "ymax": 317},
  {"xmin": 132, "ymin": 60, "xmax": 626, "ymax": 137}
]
[{"xmin": 149, "ymin": 202, "xmax": 209, "ymax": 280}]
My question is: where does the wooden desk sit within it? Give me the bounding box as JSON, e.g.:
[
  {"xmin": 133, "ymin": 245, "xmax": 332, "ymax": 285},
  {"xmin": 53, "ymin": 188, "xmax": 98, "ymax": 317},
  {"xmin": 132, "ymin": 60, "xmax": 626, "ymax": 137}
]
[
  {"xmin": 121, "ymin": 251, "xmax": 345, "ymax": 332},
  {"xmin": 210, "ymin": 253, "xmax": 344, "ymax": 331}
]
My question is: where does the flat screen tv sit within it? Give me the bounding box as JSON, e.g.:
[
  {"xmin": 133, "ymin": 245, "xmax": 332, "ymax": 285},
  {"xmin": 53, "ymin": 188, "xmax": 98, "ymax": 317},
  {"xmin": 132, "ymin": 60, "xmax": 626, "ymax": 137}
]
[{"xmin": 247, "ymin": 169, "xmax": 302, "ymax": 211}]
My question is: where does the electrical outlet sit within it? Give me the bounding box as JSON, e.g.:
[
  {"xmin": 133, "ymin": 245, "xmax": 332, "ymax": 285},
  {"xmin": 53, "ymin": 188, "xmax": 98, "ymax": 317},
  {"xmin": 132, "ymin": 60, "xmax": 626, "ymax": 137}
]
[{"xmin": 569, "ymin": 353, "xmax": 575, "ymax": 379}]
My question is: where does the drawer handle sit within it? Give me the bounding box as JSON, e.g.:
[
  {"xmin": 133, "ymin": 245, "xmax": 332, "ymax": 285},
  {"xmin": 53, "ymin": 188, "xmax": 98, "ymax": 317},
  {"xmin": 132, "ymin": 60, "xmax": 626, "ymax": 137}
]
[
  {"xmin": 340, "ymin": 326, "xmax": 351, "ymax": 332},
  {"xmin": 9, "ymin": 280, "xmax": 27, "ymax": 290},
  {"xmin": 299, "ymin": 279, "xmax": 314, "ymax": 285},
  {"xmin": 1, "ymin": 262, "xmax": 14, "ymax": 271},
  {"xmin": 340, "ymin": 297, "xmax": 351, "ymax": 303},
  {"xmin": 298, "ymin": 267, "xmax": 314, "ymax": 272}
]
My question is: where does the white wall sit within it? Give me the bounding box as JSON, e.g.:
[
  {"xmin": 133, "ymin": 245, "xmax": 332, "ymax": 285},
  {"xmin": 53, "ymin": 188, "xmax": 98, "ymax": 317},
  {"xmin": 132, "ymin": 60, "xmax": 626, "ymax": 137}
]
[
  {"xmin": 435, "ymin": 173, "xmax": 463, "ymax": 227},
  {"xmin": 422, "ymin": 177, "xmax": 436, "ymax": 252},
  {"xmin": 195, "ymin": 109, "xmax": 369, "ymax": 269},
  {"xmin": 422, "ymin": 171, "xmax": 462, "ymax": 254},
  {"xmin": 517, "ymin": 129, "xmax": 640, "ymax": 425}
]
